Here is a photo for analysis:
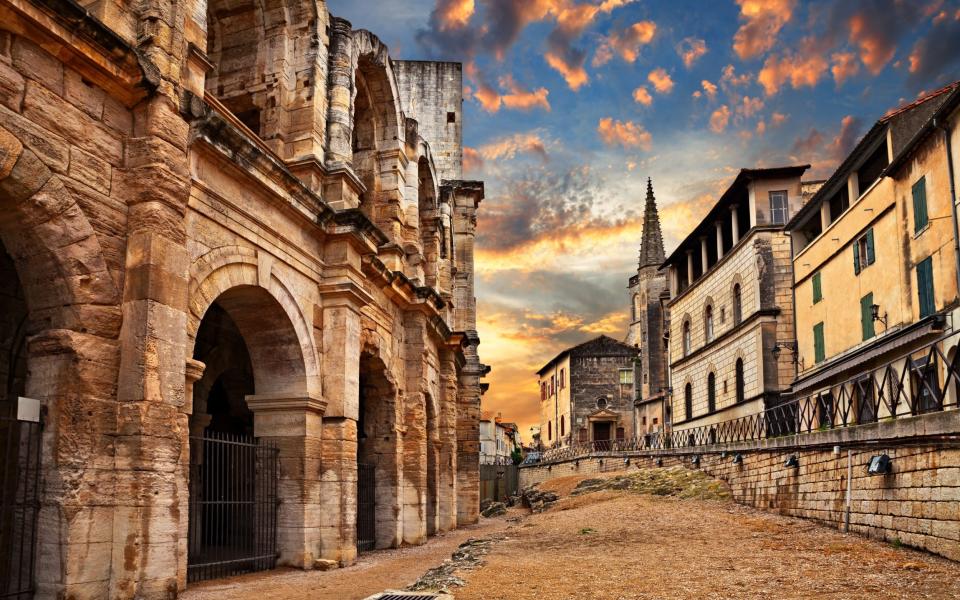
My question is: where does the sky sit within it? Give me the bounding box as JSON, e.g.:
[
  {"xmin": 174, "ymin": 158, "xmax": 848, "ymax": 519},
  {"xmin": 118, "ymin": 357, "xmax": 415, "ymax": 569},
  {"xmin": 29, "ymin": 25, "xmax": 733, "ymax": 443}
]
[{"xmin": 328, "ymin": 0, "xmax": 960, "ymax": 441}]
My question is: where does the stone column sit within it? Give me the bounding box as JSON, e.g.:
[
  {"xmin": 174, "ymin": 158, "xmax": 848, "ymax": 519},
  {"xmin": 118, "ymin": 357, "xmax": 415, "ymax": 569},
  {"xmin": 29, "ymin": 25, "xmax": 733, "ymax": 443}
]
[
  {"xmin": 325, "ymin": 17, "xmax": 354, "ymax": 166},
  {"xmin": 820, "ymin": 199, "xmax": 832, "ymax": 231},
  {"xmin": 400, "ymin": 311, "xmax": 428, "ymax": 545},
  {"xmin": 177, "ymin": 359, "xmax": 206, "ymax": 591},
  {"xmin": 700, "ymin": 236, "xmax": 709, "ymax": 272},
  {"xmin": 437, "ymin": 349, "xmax": 459, "ymax": 532},
  {"xmin": 686, "ymin": 250, "xmax": 694, "ymax": 286},
  {"xmin": 715, "ymin": 221, "xmax": 724, "ymax": 260},
  {"xmin": 248, "ymin": 394, "xmax": 327, "ymax": 569},
  {"xmin": 730, "ymin": 204, "xmax": 740, "ymax": 245}
]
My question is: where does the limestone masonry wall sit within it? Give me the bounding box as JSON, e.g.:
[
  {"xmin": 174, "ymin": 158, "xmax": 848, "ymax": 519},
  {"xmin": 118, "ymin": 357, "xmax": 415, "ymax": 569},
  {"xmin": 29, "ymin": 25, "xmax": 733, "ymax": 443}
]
[{"xmin": 521, "ymin": 440, "xmax": 960, "ymax": 562}]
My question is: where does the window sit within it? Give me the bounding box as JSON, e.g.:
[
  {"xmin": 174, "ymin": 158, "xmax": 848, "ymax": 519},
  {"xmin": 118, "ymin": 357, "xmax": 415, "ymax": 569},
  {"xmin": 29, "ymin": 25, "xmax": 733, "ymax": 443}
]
[
  {"xmin": 548, "ymin": 421, "xmax": 552, "ymax": 441},
  {"xmin": 911, "ymin": 356, "xmax": 941, "ymax": 413},
  {"xmin": 551, "ymin": 375, "xmax": 555, "ymax": 396},
  {"xmin": 652, "ymin": 417, "xmax": 658, "ymax": 425},
  {"xmin": 619, "ymin": 369, "xmax": 634, "ymax": 384},
  {"xmin": 616, "ymin": 427, "xmax": 625, "ymax": 440},
  {"xmin": 596, "ymin": 398, "xmax": 608, "ymax": 410},
  {"xmin": 732, "ymin": 284, "xmax": 742, "ymax": 325},
  {"xmin": 684, "ymin": 383, "xmax": 693, "ymax": 420},
  {"xmin": 913, "ymin": 176, "xmax": 928, "ymax": 233},
  {"xmin": 704, "ymin": 305, "xmax": 714, "ymax": 343},
  {"xmin": 769, "ymin": 190, "xmax": 788, "ymax": 225},
  {"xmin": 682, "ymin": 320, "xmax": 691, "ymax": 356},
  {"xmin": 560, "ymin": 369, "xmax": 565, "ymax": 389},
  {"xmin": 853, "ymin": 228, "xmax": 875, "ymax": 274},
  {"xmin": 735, "ymin": 359, "xmax": 745, "ymax": 403},
  {"xmin": 855, "ymin": 376, "xmax": 876, "ymax": 424},
  {"xmin": 813, "ymin": 322, "xmax": 825, "ymax": 364},
  {"xmin": 817, "ymin": 391, "xmax": 834, "ymax": 428},
  {"xmin": 917, "ymin": 256, "xmax": 935, "ymax": 318},
  {"xmin": 812, "ymin": 272, "xmax": 822, "ymax": 304},
  {"xmin": 860, "ymin": 292, "xmax": 875, "ymax": 341},
  {"xmin": 560, "ymin": 416, "xmax": 565, "ymax": 437},
  {"xmin": 579, "ymin": 428, "xmax": 588, "ymax": 442},
  {"xmin": 446, "ymin": 111, "xmax": 456, "ymax": 123},
  {"xmin": 642, "ymin": 416, "xmax": 647, "ymax": 425},
  {"xmin": 707, "ymin": 373, "xmax": 716, "ymax": 413}
]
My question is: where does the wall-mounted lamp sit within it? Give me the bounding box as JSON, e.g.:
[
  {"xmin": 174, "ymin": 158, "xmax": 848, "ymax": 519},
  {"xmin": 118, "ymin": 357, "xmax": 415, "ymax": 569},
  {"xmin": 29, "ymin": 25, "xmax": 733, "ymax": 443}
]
[
  {"xmin": 784, "ymin": 455, "xmax": 799, "ymax": 469},
  {"xmin": 871, "ymin": 304, "xmax": 888, "ymax": 329},
  {"xmin": 624, "ymin": 457, "xmax": 631, "ymax": 466},
  {"xmin": 771, "ymin": 340, "xmax": 799, "ymax": 363},
  {"xmin": 732, "ymin": 453, "xmax": 743, "ymax": 465},
  {"xmin": 867, "ymin": 454, "xmax": 892, "ymax": 475},
  {"xmin": 655, "ymin": 457, "xmax": 663, "ymax": 467},
  {"xmin": 691, "ymin": 455, "xmax": 700, "ymax": 467},
  {"xmin": 720, "ymin": 451, "xmax": 728, "ymax": 459}
]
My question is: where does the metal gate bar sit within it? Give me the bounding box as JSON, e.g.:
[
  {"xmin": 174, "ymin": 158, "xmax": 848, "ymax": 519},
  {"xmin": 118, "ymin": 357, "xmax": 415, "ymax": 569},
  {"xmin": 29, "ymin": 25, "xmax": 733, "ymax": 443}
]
[
  {"xmin": 0, "ymin": 414, "xmax": 41, "ymax": 600},
  {"xmin": 357, "ymin": 463, "xmax": 376, "ymax": 552},
  {"xmin": 187, "ymin": 432, "xmax": 278, "ymax": 583}
]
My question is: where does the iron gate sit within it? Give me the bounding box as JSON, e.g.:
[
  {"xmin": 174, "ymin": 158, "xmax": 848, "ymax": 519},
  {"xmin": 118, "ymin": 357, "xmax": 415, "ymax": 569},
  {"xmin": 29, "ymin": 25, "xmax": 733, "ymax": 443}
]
[
  {"xmin": 356, "ymin": 463, "xmax": 376, "ymax": 552},
  {"xmin": 187, "ymin": 432, "xmax": 279, "ymax": 582},
  {"xmin": 480, "ymin": 464, "xmax": 519, "ymax": 504},
  {"xmin": 0, "ymin": 413, "xmax": 41, "ymax": 600}
]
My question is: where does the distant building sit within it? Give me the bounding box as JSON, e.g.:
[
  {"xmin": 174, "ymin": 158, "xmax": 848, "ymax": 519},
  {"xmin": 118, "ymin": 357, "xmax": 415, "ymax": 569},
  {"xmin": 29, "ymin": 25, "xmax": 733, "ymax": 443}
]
[
  {"xmin": 480, "ymin": 413, "xmax": 522, "ymax": 464},
  {"xmin": 786, "ymin": 83, "xmax": 960, "ymax": 419},
  {"xmin": 626, "ymin": 179, "xmax": 669, "ymax": 436},
  {"xmin": 662, "ymin": 165, "xmax": 813, "ymax": 439},
  {"xmin": 537, "ymin": 335, "xmax": 638, "ymax": 448}
]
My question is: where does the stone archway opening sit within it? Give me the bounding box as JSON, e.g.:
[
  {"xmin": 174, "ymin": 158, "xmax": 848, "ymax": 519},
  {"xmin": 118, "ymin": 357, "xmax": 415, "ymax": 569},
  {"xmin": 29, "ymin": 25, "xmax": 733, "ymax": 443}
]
[
  {"xmin": 357, "ymin": 351, "xmax": 399, "ymax": 551},
  {"xmin": 187, "ymin": 284, "xmax": 309, "ymax": 582},
  {"xmin": 0, "ymin": 241, "xmax": 27, "ymax": 412}
]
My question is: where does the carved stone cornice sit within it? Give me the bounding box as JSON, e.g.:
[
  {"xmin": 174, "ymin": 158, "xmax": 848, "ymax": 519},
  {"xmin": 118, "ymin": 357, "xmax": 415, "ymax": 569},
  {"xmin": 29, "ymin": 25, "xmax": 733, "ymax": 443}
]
[{"xmin": 245, "ymin": 393, "xmax": 327, "ymax": 415}]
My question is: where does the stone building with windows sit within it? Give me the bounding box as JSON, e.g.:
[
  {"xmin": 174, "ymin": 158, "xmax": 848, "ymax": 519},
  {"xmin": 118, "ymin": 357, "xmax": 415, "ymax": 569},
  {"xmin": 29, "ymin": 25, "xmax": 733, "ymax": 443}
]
[
  {"xmin": 626, "ymin": 178, "xmax": 668, "ymax": 436},
  {"xmin": 786, "ymin": 83, "xmax": 960, "ymax": 420},
  {"xmin": 537, "ymin": 336, "xmax": 637, "ymax": 449},
  {"xmin": 0, "ymin": 0, "xmax": 485, "ymax": 596},
  {"xmin": 662, "ymin": 166, "xmax": 813, "ymax": 438}
]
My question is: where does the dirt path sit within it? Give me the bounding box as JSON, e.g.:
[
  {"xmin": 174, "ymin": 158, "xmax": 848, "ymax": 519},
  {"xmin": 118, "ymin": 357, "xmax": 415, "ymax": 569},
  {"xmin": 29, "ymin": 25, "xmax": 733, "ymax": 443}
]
[
  {"xmin": 455, "ymin": 472, "xmax": 960, "ymax": 600},
  {"xmin": 181, "ymin": 517, "xmax": 509, "ymax": 600}
]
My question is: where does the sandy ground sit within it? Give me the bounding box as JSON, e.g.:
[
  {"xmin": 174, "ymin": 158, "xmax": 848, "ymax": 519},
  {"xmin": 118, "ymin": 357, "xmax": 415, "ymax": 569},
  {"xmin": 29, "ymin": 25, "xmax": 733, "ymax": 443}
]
[
  {"xmin": 183, "ymin": 470, "xmax": 960, "ymax": 600},
  {"xmin": 181, "ymin": 517, "xmax": 509, "ymax": 600}
]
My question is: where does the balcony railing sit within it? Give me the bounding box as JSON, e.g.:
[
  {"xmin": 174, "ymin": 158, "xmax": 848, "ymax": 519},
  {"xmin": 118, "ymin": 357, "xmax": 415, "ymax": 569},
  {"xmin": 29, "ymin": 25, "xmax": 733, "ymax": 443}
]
[{"xmin": 533, "ymin": 332, "xmax": 960, "ymax": 464}]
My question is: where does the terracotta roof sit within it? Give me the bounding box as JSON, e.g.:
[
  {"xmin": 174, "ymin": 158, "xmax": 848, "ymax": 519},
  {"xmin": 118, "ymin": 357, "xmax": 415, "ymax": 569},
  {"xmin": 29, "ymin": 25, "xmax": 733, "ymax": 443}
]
[{"xmin": 881, "ymin": 81, "xmax": 960, "ymax": 122}]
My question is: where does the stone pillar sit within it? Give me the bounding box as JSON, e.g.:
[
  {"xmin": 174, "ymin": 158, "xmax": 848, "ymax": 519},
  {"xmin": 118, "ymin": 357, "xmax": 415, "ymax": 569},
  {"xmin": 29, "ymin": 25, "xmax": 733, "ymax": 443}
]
[
  {"xmin": 401, "ymin": 311, "xmax": 428, "ymax": 545},
  {"xmin": 325, "ymin": 17, "xmax": 354, "ymax": 167},
  {"xmin": 318, "ymin": 417, "xmax": 357, "ymax": 566},
  {"xmin": 700, "ymin": 236, "xmax": 709, "ymax": 272},
  {"xmin": 820, "ymin": 199, "xmax": 832, "ymax": 231},
  {"xmin": 177, "ymin": 359, "xmax": 206, "ymax": 591},
  {"xmin": 686, "ymin": 250, "xmax": 694, "ymax": 285},
  {"xmin": 248, "ymin": 394, "xmax": 326, "ymax": 569},
  {"xmin": 438, "ymin": 349, "xmax": 459, "ymax": 532},
  {"xmin": 730, "ymin": 204, "xmax": 740, "ymax": 245},
  {"xmin": 715, "ymin": 221, "xmax": 724, "ymax": 259}
]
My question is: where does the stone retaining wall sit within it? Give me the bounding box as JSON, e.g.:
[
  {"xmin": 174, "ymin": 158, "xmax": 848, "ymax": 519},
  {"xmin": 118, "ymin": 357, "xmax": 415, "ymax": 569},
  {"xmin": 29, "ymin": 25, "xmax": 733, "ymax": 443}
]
[{"xmin": 520, "ymin": 426, "xmax": 960, "ymax": 561}]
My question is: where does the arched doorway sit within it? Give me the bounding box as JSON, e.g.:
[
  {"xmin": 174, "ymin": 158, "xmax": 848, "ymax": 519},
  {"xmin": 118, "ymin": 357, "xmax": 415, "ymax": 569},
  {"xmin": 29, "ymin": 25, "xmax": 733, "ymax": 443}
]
[
  {"xmin": 187, "ymin": 284, "xmax": 308, "ymax": 581},
  {"xmin": 356, "ymin": 351, "xmax": 400, "ymax": 551}
]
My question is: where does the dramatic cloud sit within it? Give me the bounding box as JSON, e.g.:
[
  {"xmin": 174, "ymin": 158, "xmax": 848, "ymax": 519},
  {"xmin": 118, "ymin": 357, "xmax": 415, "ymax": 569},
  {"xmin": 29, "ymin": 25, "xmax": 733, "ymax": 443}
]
[
  {"xmin": 906, "ymin": 12, "xmax": 960, "ymax": 86},
  {"xmin": 435, "ymin": 0, "xmax": 475, "ymax": 30},
  {"xmin": 790, "ymin": 114, "xmax": 864, "ymax": 171},
  {"xmin": 831, "ymin": 51, "xmax": 860, "ymax": 86},
  {"xmin": 593, "ymin": 20, "xmax": 657, "ymax": 66},
  {"xmin": 677, "ymin": 37, "xmax": 707, "ymax": 68},
  {"xmin": 771, "ymin": 112, "xmax": 788, "ymax": 127},
  {"xmin": 632, "ymin": 86, "xmax": 652, "ymax": 105},
  {"xmin": 463, "ymin": 147, "xmax": 483, "ymax": 173},
  {"xmin": 467, "ymin": 67, "xmax": 551, "ymax": 112},
  {"xmin": 597, "ymin": 118, "xmax": 652, "ymax": 150},
  {"xmin": 732, "ymin": 0, "xmax": 796, "ymax": 60},
  {"xmin": 478, "ymin": 132, "xmax": 549, "ymax": 161},
  {"xmin": 709, "ymin": 105, "xmax": 731, "ymax": 133},
  {"xmin": 831, "ymin": 115, "xmax": 864, "ymax": 160},
  {"xmin": 791, "ymin": 128, "xmax": 825, "ymax": 157},
  {"xmin": 648, "ymin": 68, "xmax": 674, "ymax": 94},
  {"xmin": 737, "ymin": 96, "xmax": 764, "ymax": 119},
  {"xmin": 720, "ymin": 64, "xmax": 751, "ymax": 88},
  {"xmin": 701, "ymin": 80, "xmax": 718, "ymax": 100},
  {"xmin": 757, "ymin": 40, "xmax": 829, "ymax": 96}
]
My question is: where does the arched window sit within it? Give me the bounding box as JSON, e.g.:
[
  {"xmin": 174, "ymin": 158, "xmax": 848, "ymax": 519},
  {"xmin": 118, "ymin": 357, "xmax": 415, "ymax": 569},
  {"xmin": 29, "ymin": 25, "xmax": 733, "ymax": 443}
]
[
  {"xmin": 704, "ymin": 305, "xmax": 714, "ymax": 342},
  {"xmin": 560, "ymin": 415, "xmax": 565, "ymax": 437},
  {"xmin": 707, "ymin": 372, "xmax": 716, "ymax": 413},
  {"xmin": 596, "ymin": 397, "xmax": 608, "ymax": 410},
  {"xmin": 684, "ymin": 383, "xmax": 693, "ymax": 420},
  {"xmin": 547, "ymin": 420, "xmax": 552, "ymax": 441},
  {"xmin": 682, "ymin": 321, "xmax": 691, "ymax": 356},
  {"xmin": 735, "ymin": 358, "xmax": 745, "ymax": 403},
  {"xmin": 732, "ymin": 284, "xmax": 742, "ymax": 325}
]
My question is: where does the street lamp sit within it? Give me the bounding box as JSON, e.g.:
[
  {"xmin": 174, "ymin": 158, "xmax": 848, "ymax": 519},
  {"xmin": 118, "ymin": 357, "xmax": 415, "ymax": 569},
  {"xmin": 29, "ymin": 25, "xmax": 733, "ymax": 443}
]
[{"xmin": 871, "ymin": 304, "xmax": 888, "ymax": 328}]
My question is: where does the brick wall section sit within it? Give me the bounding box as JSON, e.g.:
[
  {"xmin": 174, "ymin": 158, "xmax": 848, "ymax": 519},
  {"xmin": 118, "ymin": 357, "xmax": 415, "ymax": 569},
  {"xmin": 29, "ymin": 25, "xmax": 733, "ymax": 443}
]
[{"xmin": 520, "ymin": 422, "xmax": 960, "ymax": 562}]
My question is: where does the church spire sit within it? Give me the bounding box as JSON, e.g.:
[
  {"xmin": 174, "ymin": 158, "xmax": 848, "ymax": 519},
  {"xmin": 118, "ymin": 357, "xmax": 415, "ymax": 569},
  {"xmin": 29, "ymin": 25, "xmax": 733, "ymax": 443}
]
[{"xmin": 638, "ymin": 177, "xmax": 665, "ymax": 269}]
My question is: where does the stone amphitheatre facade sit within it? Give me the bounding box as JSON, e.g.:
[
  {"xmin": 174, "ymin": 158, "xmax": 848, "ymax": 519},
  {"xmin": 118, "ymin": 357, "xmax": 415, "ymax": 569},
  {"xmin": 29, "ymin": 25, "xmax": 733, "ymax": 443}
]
[{"xmin": 0, "ymin": 0, "xmax": 485, "ymax": 596}]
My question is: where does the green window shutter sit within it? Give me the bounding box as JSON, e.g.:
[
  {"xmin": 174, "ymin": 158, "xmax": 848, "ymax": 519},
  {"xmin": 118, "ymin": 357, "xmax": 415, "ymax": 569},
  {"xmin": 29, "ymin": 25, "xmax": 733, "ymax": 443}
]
[
  {"xmin": 917, "ymin": 256, "xmax": 935, "ymax": 318},
  {"xmin": 860, "ymin": 292, "xmax": 875, "ymax": 341},
  {"xmin": 853, "ymin": 242, "xmax": 861, "ymax": 274},
  {"xmin": 913, "ymin": 176, "xmax": 928, "ymax": 233},
  {"xmin": 865, "ymin": 229, "xmax": 875, "ymax": 265},
  {"xmin": 813, "ymin": 322, "xmax": 825, "ymax": 364},
  {"xmin": 812, "ymin": 272, "xmax": 822, "ymax": 304}
]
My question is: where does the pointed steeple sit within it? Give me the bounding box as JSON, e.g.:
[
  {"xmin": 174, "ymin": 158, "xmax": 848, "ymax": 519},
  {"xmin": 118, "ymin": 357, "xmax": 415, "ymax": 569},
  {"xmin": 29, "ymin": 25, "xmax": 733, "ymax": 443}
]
[{"xmin": 638, "ymin": 177, "xmax": 665, "ymax": 269}]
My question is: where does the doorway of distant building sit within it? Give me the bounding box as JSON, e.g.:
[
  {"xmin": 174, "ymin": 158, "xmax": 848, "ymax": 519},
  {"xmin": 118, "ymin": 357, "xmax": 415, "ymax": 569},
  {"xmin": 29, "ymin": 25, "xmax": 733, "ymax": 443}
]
[{"xmin": 592, "ymin": 421, "xmax": 611, "ymax": 451}]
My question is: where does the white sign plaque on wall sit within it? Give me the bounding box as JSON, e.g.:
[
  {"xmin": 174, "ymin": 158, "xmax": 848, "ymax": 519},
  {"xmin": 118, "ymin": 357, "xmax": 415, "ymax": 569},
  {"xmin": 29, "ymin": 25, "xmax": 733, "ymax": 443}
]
[{"xmin": 17, "ymin": 397, "xmax": 41, "ymax": 423}]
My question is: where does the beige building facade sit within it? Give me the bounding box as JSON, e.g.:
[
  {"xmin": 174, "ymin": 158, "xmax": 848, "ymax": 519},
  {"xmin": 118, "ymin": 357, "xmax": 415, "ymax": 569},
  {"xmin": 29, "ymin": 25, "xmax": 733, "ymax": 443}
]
[
  {"xmin": 0, "ymin": 0, "xmax": 485, "ymax": 597},
  {"xmin": 787, "ymin": 83, "xmax": 960, "ymax": 421},
  {"xmin": 663, "ymin": 167, "xmax": 811, "ymax": 437}
]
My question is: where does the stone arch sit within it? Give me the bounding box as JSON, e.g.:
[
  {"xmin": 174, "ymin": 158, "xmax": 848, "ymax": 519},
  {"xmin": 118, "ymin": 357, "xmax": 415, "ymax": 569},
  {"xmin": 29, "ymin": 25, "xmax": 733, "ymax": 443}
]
[
  {"xmin": 188, "ymin": 247, "xmax": 319, "ymax": 398},
  {"xmin": 0, "ymin": 125, "xmax": 121, "ymax": 593}
]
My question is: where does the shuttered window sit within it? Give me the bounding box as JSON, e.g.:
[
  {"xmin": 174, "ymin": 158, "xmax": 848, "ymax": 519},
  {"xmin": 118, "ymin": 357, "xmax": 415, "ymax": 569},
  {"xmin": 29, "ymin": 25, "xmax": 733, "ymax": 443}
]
[
  {"xmin": 853, "ymin": 228, "xmax": 875, "ymax": 274},
  {"xmin": 813, "ymin": 322, "xmax": 825, "ymax": 364},
  {"xmin": 812, "ymin": 272, "xmax": 822, "ymax": 304},
  {"xmin": 913, "ymin": 176, "xmax": 928, "ymax": 233},
  {"xmin": 917, "ymin": 256, "xmax": 935, "ymax": 318},
  {"xmin": 860, "ymin": 292, "xmax": 875, "ymax": 341}
]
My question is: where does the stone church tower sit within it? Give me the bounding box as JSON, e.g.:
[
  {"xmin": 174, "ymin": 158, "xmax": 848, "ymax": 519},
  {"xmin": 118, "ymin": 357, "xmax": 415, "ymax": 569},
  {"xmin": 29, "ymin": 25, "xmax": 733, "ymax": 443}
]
[{"xmin": 626, "ymin": 179, "xmax": 669, "ymax": 434}]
